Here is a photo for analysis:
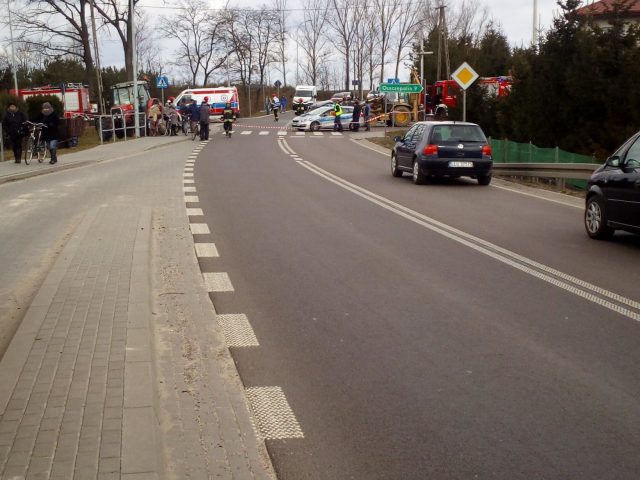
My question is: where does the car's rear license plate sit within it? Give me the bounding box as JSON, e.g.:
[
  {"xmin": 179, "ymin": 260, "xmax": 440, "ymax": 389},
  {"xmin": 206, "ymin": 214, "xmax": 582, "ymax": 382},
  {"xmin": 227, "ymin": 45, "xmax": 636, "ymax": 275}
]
[{"xmin": 449, "ymin": 161, "xmax": 473, "ymax": 168}]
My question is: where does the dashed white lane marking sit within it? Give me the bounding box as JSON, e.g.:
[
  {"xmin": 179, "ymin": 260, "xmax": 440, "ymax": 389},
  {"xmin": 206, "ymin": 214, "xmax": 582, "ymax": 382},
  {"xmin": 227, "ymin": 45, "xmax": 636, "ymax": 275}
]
[
  {"xmin": 277, "ymin": 131, "xmax": 287, "ymax": 136},
  {"xmin": 189, "ymin": 223, "xmax": 210, "ymax": 234},
  {"xmin": 183, "ymin": 173, "xmax": 194, "ymax": 178},
  {"xmin": 183, "ymin": 186, "xmax": 196, "ymax": 192},
  {"xmin": 259, "ymin": 131, "xmax": 270, "ymax": 136},
  {"xmin": 245, "ymin": 387, "xmax": 304, "ymax": 440},
  {"xmin": 184, "ymin": 180, "xmax": 195, "ymax": 185},
  {"xmin": 184, "ymin": 195, "xmax": 199, "ymax": 203},
  {"xmin": 217, "ymin": 314, "xmax": 259, "ymax": 347},
  {"xmin": 331, "ymin": 132, "xmax": 343, "ymax": 136},
  {"xmin": 312, "ymin": 132, "xmax": 323, "ymax": 136},
  {"xmin": 241, "ymin": 131, "xmax": 252, "ymax": 135},
  {"xmin": 295, "ymin": 131, "xmax": 305, "ymax": 136},
  {"xmin": 186, "ymin": 208, "xmax": 203, "ymax": 216},
  {"xmin": 203, "ymin": 272, "xmax": 234, "ymax": 292},
  {"xmin": 194, "ymin": 242, "xmax": 219, "ymax": 257}
]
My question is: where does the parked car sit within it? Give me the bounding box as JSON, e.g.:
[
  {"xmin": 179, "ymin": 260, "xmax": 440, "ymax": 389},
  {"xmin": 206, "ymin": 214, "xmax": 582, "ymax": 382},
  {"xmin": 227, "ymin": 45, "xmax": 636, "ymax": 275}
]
[
  {"xmin": 291, "ymin": 105, "xmax": 361, "ymax": 131},
  {"xmin": 585, "ymin": 131, "xmax": 640, "ymax": 239},
  {"xmin": 391, "ymin": 121, "xmax": 493, "ymax": 185}
]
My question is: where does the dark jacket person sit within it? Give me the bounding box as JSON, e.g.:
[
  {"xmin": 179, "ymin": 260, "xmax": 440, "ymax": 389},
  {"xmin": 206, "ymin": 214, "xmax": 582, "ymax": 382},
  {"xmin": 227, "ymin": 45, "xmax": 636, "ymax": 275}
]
[
  {"xmin": 2, "ymin": 103, "xmax": 26, "ymax": 163},
  {"xmin": 35, "ymin": 102, "xmax": 60, "ymax": 165}
]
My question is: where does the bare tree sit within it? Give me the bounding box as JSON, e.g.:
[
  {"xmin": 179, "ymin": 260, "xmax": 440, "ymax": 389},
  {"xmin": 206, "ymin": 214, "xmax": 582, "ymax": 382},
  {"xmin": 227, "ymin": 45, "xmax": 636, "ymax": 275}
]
[
  {"xmin": 251, "ymin": 6, "xmax": 279, "ymax": 101},
  {"xmin": 162, "ymin": 0, "xmax": 228, "ymax": 86},
  {"xmin": 298, "ymin": 0, "xmax": 329, "ymax": 85},
  {"xmin": 328, "ymin": 0, "xmax": 358, "ymax": 90},
  {"xmin": 93, "ymin": 0, "xmax": 142, "ymax": 77},
  {"xmin": 392, "ymin": 0, "xmax": 425, "ymax": 77},
  {"xmin": 449, "ymin": 0, "xmax": 490, "ymax": 45},
  {"xmin": 222, "ymin": 7, "xmax": 254, "ymax": 87},
  {"xmin": 351, "ymin": 0, "xmax": 372, "ymax": 98},
  {"xmin": 272, "ymin": 0, "xmax": 288, "ymax": 86},
  {"xmin": 136, "ymin": 12, "xmax": 161, "ymax": 75},
  {"xmin": 13, "ymin": 0, "xmax": 95, "ymax": 84},
  {"xmin": 374, "ymin": 0, "xmax": 401, "ymax": 83}
]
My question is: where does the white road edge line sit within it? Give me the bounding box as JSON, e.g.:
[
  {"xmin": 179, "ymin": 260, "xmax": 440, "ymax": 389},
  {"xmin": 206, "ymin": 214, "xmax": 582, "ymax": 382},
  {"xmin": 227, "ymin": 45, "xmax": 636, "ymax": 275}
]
[
  {"xmin": 297, "ymin": 160, "xmax": 640, "ymax": 321},
  {"xmin": 245, "ymin": 386, "xmax": 304, "ymax": 440},
  {"xmin": 202, "ymin": 272, "xmax": 234, "ymax": 292},
  {"xmin": 194, "ymin": 242, "xmax": 219, "ymax": 257}
]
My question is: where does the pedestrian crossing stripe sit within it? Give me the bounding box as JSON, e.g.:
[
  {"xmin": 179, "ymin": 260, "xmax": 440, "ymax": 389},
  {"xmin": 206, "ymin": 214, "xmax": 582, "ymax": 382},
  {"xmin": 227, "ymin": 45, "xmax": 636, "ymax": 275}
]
[{"xmin": 231, "ymin": 130, "xmax": 345, "ymax": 137}]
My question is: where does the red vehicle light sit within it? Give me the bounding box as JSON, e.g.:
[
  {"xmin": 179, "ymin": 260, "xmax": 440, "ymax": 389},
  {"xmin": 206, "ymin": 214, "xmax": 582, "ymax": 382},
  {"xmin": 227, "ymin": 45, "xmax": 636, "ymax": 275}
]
[
  {"xmin": 422, "ymin": 144, "xmax": 438, "ymax": 155},
  {"xmin": 482, "ymin": 144, "xmax": 492, "ymax": 156}
]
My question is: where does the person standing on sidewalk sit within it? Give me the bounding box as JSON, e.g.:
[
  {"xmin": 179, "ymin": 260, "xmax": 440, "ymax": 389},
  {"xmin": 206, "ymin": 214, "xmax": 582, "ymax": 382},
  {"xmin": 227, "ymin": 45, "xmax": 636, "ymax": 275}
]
[
  {"xmin": 199, "ymin": 97, "xmax": 211, "ymax": 140},
  {"xmin": 2, "ymin": 102, "xmax": 26, "ymax": 163},
  {"xmin": 35, "ymin": 102, "xmax": 59, "ymax": 165},
  {"xmin": 148, "ymin": 99, "xmax": 162, "ymax": 136}
]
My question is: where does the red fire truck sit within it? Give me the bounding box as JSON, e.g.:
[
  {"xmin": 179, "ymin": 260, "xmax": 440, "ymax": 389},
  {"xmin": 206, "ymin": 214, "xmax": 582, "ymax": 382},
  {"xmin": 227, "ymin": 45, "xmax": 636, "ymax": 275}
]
[{"xmin": 11, "ymin": 84, "xmax": 92, "ymax": 118}]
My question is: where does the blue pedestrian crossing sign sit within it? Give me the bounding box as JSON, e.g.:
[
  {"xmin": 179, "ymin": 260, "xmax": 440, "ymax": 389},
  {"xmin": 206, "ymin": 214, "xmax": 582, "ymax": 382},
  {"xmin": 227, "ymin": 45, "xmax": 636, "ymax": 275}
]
[{"xmin": 156, "ymin": 76, "xmax": 169, "ymax": 89}]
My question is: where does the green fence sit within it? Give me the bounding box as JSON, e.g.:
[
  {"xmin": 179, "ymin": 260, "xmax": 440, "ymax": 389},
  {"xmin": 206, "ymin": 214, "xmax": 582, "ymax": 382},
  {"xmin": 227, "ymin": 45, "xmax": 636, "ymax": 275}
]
[{"xmin": 489, "ymin": 138, "xmax": 599, "ymax": 189}]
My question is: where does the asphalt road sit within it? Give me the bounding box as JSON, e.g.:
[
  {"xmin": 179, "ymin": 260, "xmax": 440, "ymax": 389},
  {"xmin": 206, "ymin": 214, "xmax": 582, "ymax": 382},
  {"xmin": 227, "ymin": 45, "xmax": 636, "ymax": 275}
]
[{"xmin": 194, "ymin": 112, "xmax": 640, "ymax": 479}]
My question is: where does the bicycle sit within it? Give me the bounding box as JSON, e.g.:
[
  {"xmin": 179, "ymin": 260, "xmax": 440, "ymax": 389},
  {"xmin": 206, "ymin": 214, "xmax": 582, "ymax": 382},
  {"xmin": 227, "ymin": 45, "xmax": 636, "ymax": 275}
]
[
  {"xmin": 23, "ymin": 121, "xmax": 47, "ymax": 165},
  {"xmin": 191, "ymin": 121, "xmax": 200, "ymax": 141}
]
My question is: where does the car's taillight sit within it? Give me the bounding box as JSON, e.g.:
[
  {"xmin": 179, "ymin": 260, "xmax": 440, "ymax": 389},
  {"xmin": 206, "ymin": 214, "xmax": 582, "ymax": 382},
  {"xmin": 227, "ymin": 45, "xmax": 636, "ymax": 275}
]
[
  {"xmin": 422, "ymin": 144, "xmax": 438, "ymax": 155},
  {"xmin": 482, "ymin": 144, "xmax": 492, "ymax": 156}
]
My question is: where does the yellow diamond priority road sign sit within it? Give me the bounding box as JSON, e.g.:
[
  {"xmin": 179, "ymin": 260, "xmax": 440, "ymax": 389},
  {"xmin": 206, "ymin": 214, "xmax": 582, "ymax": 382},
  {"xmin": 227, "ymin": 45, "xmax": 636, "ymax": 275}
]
[{"xmin": 451, "ymin": 62, "xmax": 479, "ymax": 90}]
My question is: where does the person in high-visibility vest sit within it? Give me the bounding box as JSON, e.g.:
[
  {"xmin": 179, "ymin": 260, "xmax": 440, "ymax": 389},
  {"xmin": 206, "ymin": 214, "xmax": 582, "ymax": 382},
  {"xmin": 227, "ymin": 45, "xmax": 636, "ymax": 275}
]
[{"xmin": 333, "ymin": 100, "xmax": 344, "ymax": 132}]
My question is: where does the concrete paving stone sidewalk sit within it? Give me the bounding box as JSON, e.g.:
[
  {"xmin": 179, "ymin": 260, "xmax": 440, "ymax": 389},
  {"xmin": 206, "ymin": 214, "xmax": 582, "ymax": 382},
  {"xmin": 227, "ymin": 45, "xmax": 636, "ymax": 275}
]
[
  {"xmin": 0, "ymin": 136, "xmax": 188, "ymax": 186},
  {"xmin": 0, "ymin": 132, "xmax": 275, "ymax": 479}
]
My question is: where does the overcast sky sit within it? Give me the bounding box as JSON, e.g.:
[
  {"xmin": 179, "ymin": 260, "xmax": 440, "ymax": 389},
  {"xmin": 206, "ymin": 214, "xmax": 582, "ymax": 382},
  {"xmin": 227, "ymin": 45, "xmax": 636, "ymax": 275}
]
[
  {"xmin": 4, "ymin": 0, "xmax": 566, "ymax": 81},
  {"xmin": 128, "ymin": 0, "xmax": 563, "ymax": 81}
]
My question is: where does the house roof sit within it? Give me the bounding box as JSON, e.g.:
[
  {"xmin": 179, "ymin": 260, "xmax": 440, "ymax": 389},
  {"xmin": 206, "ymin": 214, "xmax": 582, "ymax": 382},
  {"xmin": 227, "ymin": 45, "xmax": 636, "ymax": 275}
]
[{"xmin": 576, "ymin": 0, "xmax": 640, "ymax": 17}]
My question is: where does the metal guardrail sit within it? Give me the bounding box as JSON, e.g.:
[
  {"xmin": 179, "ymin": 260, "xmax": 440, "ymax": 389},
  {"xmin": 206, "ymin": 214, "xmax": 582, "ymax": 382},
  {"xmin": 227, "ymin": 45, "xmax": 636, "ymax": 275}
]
[{"xmin": 492, "ymin": 162, "xmax": 602, "ymax": 180}]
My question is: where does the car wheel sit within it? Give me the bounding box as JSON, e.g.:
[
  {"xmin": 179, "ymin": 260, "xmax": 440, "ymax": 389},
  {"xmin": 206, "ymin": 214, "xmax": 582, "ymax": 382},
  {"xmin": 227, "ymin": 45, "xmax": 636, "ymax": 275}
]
[
  {"xmin": 310, "ymin": 121, "xmax": 320, "ymax": 132},
  {"xmin": 585, "ymin": 195, "xmax": 614, "ymax": 239},
  {"xmin": 391, "ymin": 154, "xmax": 403, "ymax": 177},
  {"xmin": 412, "ymin": 160, "xmax": 425, "ymax": 185},
  {"xmin": 477, "ymin": 173, "xmax": 492, "ymax": 186}
]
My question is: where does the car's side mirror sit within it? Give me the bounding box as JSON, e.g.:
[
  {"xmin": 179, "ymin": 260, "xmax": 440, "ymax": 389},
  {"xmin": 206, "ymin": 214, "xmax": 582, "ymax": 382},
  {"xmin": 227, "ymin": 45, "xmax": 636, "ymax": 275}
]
[
  {"xmin": 394, "ymin": 136, "xmax": 403, "ymax": 142},
  {"xmin": 606, "ymin": 155, "xmax": 621, "ymax": 168}
]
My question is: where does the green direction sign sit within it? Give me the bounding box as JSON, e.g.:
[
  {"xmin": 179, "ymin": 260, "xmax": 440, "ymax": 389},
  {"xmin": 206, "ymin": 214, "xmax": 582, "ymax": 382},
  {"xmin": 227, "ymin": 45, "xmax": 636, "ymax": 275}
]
[{"xmin": 379, "ymin": 83, "xmax": 424, "ymax": 93}]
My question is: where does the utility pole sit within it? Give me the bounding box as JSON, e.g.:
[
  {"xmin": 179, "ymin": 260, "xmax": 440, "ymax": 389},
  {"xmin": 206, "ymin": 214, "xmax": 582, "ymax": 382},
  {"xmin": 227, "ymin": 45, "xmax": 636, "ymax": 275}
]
[
  {"xmin": 436, "ymin": 5, "xmax": 450, "ymax": 80},
  {"xmin": 532, "ymin": 0, "xmax": 538, "ymax": 46},
  {"xmin": 7, "ymin": 0, "xmax": 19, "ymax": 94},
  {"xmin": 90, "ymin": 0, "xmax": 105, "ymax": 114},
  {"xmin": 131, "ymin": 0, "xmax": 140, "ymax": 137}
]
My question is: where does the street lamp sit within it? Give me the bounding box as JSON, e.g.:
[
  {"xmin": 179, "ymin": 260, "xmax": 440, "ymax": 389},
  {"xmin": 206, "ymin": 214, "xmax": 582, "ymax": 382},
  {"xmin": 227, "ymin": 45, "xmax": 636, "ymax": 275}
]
[
  {"xmin": 7, "ymin": 0, "xmax": 19, "ymax": 94},
  {"xmin": 131, "ymin": 0, "xmax": 140, "ymax": 137},
  {"xmin": 418, "ymin": 34, "xmax": 434, "ymax": 118}
]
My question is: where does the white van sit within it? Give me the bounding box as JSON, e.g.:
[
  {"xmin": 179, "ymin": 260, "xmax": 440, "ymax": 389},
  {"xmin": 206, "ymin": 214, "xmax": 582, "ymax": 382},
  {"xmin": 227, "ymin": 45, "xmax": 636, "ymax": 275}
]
[{"xmin": 293, "ymin": 85, "xmax": 317, "ymax": 106}]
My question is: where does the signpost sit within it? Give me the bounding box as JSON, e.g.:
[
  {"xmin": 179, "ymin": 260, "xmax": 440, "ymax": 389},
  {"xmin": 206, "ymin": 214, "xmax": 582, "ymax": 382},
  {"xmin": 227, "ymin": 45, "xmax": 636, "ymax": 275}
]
[
  {"xmin": 274, "ymin": 79, "xmax": 282, "ymax": 97},
  {"xmin": 387, "ymin": 78, "xmax": 400, "ymax": 84},
  {"xmin": 156, "ymin": 76, "xmax": 169, "ymax": 105},
  {"xmin": 379, "ymin": 83, "xmax": 423, "ymax": 94},
  {"xmin": 451, "ymin": 62, "xmax": 479, "ymax": 122}
]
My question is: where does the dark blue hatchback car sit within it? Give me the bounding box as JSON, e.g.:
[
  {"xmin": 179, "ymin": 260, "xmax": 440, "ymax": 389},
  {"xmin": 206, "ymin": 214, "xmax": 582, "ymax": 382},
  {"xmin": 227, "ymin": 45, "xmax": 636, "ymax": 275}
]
[
  {"xmin": 585, "ymin": 132, "xmax": 640, "ymax": 239},
  {"xmin": 391, "ymin": 121, "xmax": 493, "ymax": 185}
]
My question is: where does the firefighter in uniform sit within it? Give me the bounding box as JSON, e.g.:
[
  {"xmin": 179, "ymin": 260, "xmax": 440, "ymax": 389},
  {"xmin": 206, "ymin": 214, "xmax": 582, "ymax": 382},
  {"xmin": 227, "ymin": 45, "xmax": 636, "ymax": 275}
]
[{"xmin": 221, "ymin": 102, "xmax": 235, "ymax": 137}]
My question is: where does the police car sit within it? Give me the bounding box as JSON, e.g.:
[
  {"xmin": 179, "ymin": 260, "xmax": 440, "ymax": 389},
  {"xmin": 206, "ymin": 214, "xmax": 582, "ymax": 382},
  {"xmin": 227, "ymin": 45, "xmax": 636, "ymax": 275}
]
[{"xmin": 291, "ymin": 105, "xmax": 361, "ymax": 131}]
